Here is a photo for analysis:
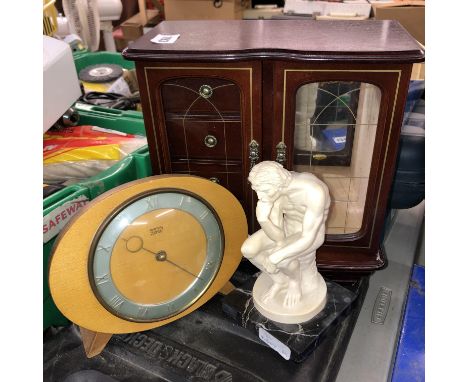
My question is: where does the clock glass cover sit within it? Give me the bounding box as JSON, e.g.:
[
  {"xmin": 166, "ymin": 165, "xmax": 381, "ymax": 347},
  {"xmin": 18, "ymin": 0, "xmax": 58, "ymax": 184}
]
[{"xmin": 89, "ymin": 189, "xmax": 224, "ymax": 322}]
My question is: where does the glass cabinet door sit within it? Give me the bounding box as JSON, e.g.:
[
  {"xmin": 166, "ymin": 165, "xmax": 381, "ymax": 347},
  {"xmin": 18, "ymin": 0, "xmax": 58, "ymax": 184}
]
[{"xmin": 293, "ymin": 81, "xmax": 382, "ymax": 235}]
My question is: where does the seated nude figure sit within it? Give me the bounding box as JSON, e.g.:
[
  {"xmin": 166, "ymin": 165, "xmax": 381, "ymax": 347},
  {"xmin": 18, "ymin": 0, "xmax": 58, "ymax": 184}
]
[{"xmin": 241, "ymin": 161, "xmax": 330, "ymax": 312}]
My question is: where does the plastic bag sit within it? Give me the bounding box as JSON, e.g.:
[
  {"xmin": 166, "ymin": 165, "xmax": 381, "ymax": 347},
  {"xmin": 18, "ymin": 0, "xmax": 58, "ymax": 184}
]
[{"xmin": 43, "ymin": 125, "xmax": 147, "ymax": 185}]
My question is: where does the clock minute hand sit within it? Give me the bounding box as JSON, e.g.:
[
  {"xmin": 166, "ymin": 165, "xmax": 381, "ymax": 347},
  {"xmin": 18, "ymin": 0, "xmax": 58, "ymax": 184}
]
[
  {"xmin": 163, "ymin": 257, "xmax": 202, "ymax": 280},
  {"xmin": 141, "ymin": 246, "xmax": 202, "ymax": 280}
]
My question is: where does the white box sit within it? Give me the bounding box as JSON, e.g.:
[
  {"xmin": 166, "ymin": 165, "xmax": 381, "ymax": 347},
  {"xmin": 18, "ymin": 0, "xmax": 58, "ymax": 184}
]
[
  {"xmin": 43, "ymin": 36, "xmax": 81, "ymax": 133},
  {"xmin": 284, "ymin": 0, "xmax": 372, "ymax": 18}
]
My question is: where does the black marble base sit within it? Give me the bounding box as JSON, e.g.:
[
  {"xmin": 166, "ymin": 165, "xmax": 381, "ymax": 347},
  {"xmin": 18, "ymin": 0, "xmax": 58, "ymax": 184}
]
[
  {"xmin": 44, "ymin": 277, "xmax": 368, "ymax": 382},
  {"xmin": 222, "ymin": 276, "xmax": 357, "ymax": 363}
]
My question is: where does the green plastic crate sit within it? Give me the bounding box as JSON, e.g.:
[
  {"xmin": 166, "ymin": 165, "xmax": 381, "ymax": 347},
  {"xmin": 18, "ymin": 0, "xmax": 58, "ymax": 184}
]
[
  {"xmin": 79, "ymin": 155, "xmax": 137, "ymax": 199},
  {"xmin": 132, "ymin": 145, "xmax": 152, "ymax": 179},
  {"xmin": 74, "ymin": 102, "xmax": 144, "ymax": 134},
  {"xmin": 43, "ymin": 185, "xmax": 91, "ymax": 329},
  {"xmin": 43, "ymin": 107, "xmax": 151, "ymax": 330}
]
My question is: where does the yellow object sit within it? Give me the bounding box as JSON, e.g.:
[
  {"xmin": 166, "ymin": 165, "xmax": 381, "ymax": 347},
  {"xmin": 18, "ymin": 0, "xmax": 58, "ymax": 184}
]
[
  {"xmin": 43, "ymin": 0, "xmax": 58, "ymax": 36},
  {"xmin": 81, "ymin": 81, "xmax": 113, "ymax": 93},
  {"xmin": 49, "ymin": 175, "xmax": 248, "ymax": 334},
  {"xmin": 43, "ymin": 144, "xmax": 122, "ymax": 164},
  {"xmin": 110, "ymin": 208, "xmax": 207, "ymax": 304}
]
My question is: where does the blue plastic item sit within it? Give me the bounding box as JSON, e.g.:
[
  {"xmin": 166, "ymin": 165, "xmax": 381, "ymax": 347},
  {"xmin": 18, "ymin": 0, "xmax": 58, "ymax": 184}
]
[
  {"xmin": 321, "ymin": 127, "xmax": 347, "ymax": 151},
  {"xmin": 391, "ymin": 265, "xmax": 425, "ymax": 382},
  {"xmin": 403, "ymin": 80, "xmax": 425, "ymax": 125}
]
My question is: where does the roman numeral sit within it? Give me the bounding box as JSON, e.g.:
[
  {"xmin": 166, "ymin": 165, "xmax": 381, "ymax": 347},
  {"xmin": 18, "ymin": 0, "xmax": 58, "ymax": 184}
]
[
  {"xmin": 199, "ymin": 209, "xmax": 209, "ymax": 220},
  {"xmin": 137, "ymin": 306, "xmax": 149, "ymax": 318},
  {"xmin": 95, "ymin": 273, "xmax": 110, "ymax": 285},
  {"xmin": 146, "ymin": 196, "xmax": 157, "ymax": 211},
  {"xmin": 97, "ymin": 245, "xmax": 112, "ymax": 254},
  {"xmin": 114, "ymin": 215, "xmax": 123, "ymax": 223},
  {"xmin": 167, "ymin": 303, "xmax": 176, "ymax": 312},
  {"xmin": 110, "ymin": 295, "xmax": 125, "ymax": 310},
  {"xmin": 179, "ymin": 196, "xmax": 185, "ymax": 206}
]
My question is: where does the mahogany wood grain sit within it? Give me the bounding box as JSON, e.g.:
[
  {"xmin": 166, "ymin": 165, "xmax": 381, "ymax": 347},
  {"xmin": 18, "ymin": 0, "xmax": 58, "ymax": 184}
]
[
  {"xmin": 126, "ymin": 20, "xmax": 424, "ymax": 277},
  {"xmin": 123, "ymin": 20, "xmax": 424, "ymax": 63},
  {"xmin": 171, "ymin": 160, "xmax": 244, "ymax": 202},
  {"xmin": 161, "ymin": 77, "xmax": 241, "ymax": 113},
  {"xmin": 164, "ymin": 118, "xmax": 243, "ymax": 161}
]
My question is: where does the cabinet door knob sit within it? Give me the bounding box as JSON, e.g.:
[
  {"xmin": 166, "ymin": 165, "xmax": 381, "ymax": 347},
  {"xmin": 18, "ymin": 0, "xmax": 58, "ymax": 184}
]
[
  {"xmin": 204, "ymin": 135, "xmax": 218, "ymax": 148},
  {"xmin": 209, "ymin": 177, "xmax": 220, "ymax": 184},
  {"xmin": 199, "ymin": 85, "xmax": 213, "ymax": 99}
]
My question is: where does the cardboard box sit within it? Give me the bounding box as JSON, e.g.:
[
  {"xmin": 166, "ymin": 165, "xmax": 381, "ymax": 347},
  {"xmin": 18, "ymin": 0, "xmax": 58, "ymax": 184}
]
[
  {"xmin": 121, "ymin": 9, "xmax": 162, "ymax": 41},
  {"xmin": 164, "ymin": 0, "xmax": 250, "ymax": 20},
  {"xmin": 243, "ymin": 7, "xmax": 284, "ymax": 20},
  {"xmin": 372, "ymin": 1, "xmax": 425, "ymax": 45},
  {"xmin": 284, "ymin": 0, "xmax": 372, "ymax": 18},
  {"xmin": 411, "ymin": 63, "xmax": 425, "ymax": 80}
]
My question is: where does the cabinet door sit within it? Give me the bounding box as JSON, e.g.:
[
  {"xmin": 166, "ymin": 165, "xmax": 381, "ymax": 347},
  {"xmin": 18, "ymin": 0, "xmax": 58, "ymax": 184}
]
[
  {"xmin": 271, "ymin": 62, "xmax": 412, "ymax": 273},
  {"xmin": 137, "ymin": 62, "xmax": 262, "ymax": 229}
]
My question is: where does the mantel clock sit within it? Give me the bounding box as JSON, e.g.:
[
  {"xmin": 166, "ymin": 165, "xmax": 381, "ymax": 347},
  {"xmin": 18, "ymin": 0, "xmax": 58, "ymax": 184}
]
[{"xmin": 49, "ymin": 175, "xmax": 247, "ymax": 356}]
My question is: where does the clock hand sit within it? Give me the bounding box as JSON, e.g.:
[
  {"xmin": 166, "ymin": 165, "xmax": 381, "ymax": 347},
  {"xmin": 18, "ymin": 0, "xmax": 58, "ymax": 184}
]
[
  {"xmin": 122, "ymin": 236, "xmax": 144, "ymax": 253},
  {"xmin": 154, "ymin": 251, "xmax": 202, "ymax": 280},
  {"xmin": 122, "ymin": 236, "xmax": 202, "ymax": 280}
]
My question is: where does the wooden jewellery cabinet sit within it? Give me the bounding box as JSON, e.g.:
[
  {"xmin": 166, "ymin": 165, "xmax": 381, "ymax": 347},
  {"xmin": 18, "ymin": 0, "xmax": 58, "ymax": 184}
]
[{"xmin": 123, "ymin": 20, "xmax": 424, "ymax": 279}]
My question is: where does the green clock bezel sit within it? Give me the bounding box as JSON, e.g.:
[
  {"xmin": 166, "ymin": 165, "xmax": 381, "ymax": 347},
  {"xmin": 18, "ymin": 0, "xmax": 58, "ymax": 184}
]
[{"xmin": 88, "ymin": 188, "xmax": 225, "ymax": 323}]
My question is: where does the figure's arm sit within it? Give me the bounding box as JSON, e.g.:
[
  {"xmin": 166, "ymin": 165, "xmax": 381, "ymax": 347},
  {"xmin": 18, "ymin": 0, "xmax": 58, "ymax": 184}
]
[
  {"xmin": 269, "ymin": 199, "xmax": 325, "ymax": 265},
  {"xmin": 256, "ymin": 201, "xmax": 285, "ymax": 242}
]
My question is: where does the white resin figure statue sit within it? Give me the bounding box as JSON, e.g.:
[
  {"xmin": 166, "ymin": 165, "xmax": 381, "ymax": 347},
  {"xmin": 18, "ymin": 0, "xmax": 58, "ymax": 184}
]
[{"xmin": 241, "ymin": 161, "xmax": 330, "ymax": 324}]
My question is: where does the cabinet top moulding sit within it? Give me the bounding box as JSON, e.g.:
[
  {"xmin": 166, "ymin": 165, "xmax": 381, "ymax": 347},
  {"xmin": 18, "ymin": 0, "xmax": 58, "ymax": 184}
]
[{"xmin": 123, "ymin": 20, "xmax": 425, "ymax": 64}]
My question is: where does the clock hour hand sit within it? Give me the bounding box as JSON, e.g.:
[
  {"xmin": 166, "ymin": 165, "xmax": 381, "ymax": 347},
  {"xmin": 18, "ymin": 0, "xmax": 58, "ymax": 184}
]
[{"xmin": 122, "ymin": 236, "xmax": 144, "ymax": 253}]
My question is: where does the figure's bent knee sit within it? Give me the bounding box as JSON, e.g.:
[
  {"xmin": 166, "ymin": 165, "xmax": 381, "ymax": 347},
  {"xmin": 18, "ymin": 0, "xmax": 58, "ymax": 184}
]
[
  {"xmin": 241, "ymin": 239, "xmax": 256, "ymax": 259},
  {"xmin": 287, "ymin": 259, "xmax": 300, "ymax": 272}
]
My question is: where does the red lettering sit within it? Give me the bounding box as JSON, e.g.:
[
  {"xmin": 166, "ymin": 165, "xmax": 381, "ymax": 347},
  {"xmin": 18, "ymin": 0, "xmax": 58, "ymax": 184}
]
[
  {"xmin": 55, "ymin": 214, "xmax": 61, "ymax": 224},
  {"xmin": 60, "ymin": 211, "xmax": 67, "ymax": 220},
  {"xmin": 77, "ymin": 200, "xmax": 87, "ymax": 208},
  {"xmin": 43, "ymin": 224, "xmax": 48, "ymax": 234},
  {"xmin": 66, "ymin": 204, "xmax": 76, "ymax": 215},
  {"xmin": 49, "ymin": 220, "xmax": 56, "ymax": 230}
]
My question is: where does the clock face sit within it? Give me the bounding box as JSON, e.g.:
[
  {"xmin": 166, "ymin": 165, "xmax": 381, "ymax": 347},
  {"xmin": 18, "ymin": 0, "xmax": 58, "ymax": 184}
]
[{"xmin": 89, "ymin": 190, "xmax": 224, "ymax": 322}]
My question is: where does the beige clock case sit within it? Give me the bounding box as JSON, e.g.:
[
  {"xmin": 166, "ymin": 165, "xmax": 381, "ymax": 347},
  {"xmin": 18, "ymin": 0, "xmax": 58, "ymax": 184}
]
[{"xmin": 49, "ymin": 175, "xmax": 247, "ymax": 334}]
